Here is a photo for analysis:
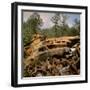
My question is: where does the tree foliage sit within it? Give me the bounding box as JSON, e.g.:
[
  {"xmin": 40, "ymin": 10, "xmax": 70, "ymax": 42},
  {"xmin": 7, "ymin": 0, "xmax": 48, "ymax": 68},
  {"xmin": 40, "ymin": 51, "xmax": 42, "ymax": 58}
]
[
  {"xmin": 22, "ymin": 12, "xmax": 80, "ymax": 45},
  {"xmin": 22, "ymin": 12, "xmax": 43, "ymax": 45},
  {"xmin": 74, "ymin": 18, "xmax": 80, "ymax": 35},
  {"xmin": 51, "ymin": 13, "xmax": 69, "ymax": 37},
  {"xmin": 28, "ymin": 12, "xmax": 43, "ymax": 33},
  {"xmin": 51, "ymin": 13, "xmax": 61, "ymax": 37}
]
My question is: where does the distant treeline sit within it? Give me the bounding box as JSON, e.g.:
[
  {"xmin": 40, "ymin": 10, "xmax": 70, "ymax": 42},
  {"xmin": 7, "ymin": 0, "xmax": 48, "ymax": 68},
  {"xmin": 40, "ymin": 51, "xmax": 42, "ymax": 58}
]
[{"xmin": 22, "ymin": 12, "xmax": 80, "ymax": 45}]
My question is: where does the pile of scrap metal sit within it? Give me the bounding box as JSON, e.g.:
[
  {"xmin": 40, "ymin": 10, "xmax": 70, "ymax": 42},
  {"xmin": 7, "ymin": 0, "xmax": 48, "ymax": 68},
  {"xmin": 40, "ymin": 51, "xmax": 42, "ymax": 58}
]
[{"xmin": 23, "ymin": 35, "xmax": 80, "ymax": 77}]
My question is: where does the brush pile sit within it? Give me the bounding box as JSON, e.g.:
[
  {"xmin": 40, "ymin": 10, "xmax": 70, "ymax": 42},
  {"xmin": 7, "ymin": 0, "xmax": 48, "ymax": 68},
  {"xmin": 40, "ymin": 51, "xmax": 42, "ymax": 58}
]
[{"xmin": 23, "ymin": 34, "xmax": 80, "ymax": 77}]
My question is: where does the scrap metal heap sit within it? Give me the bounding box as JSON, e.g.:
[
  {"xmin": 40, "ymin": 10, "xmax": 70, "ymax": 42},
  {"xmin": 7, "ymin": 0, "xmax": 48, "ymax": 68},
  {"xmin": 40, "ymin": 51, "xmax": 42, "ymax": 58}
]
[{"xmin": 23, "ymin": 34, "xmax": 80, "ymax": 77}]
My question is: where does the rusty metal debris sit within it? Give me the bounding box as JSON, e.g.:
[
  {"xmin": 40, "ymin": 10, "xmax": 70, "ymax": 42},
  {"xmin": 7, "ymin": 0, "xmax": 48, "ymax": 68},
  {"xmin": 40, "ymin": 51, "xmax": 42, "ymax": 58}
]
[{"xmin": 23, "ymin": 34, "xmax": 80, "ymax": 77}]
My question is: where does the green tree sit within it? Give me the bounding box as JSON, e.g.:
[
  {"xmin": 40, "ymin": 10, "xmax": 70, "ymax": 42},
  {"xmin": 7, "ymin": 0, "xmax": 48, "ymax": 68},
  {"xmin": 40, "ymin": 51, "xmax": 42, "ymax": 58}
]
[
  {"xmin": 73, "ymin": 18, "xmax": 80, "ymax": 35},
  {"xmin": 60, "ymin": 14, "xmax": 69, "ymax": 30},
  {"xmin": 61, "ymin": 14, "xmax": 68, "ymax": 25},
  {"xmin": 51, "ymin": 13, "xmax": 61, "ymax": 37},
  {"xmin": 27, "ymin": 12, "xmax": 43, "ymax": 34},
  {"xmin": 22, "ymin": 12, "xmax": 43, "ymax": 45},
  {"xmin": 51, "ymin": 13, "xmax": 69, "ymax": 37}
]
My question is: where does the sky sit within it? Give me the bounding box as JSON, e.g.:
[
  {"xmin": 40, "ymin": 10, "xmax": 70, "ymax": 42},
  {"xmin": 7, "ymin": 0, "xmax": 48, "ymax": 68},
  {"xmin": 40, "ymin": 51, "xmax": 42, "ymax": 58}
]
[{"xmin": 23, "ymin": 11, "xmax": 80, "ymax": 28}]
